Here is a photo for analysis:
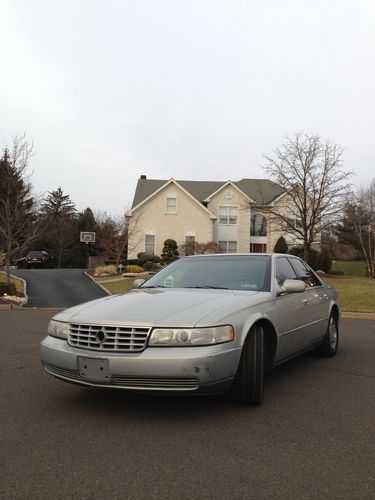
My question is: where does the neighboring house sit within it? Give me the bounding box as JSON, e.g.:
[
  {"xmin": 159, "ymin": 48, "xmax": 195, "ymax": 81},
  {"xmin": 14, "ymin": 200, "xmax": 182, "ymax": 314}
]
[{"xmin": 126, "ymin": 175, "xmax": 298, "ymax": 259}]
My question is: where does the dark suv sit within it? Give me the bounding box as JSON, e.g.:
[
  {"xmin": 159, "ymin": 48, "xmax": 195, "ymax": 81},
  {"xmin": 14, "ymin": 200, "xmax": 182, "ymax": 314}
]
[{"xmin": 17, "ymin": 251, "xmax": 54, "ymax": 269}]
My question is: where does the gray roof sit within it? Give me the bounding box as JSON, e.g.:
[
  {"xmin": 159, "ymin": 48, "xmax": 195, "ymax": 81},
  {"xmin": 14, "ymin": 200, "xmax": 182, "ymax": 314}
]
[{"xmin": 131, "ymin": 177, "xmax": 285, "ymax": 208}]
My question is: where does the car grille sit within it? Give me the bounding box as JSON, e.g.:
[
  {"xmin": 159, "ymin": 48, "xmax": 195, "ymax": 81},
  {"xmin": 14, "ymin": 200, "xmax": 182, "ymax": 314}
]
[
  {"xmin": 68, "ymin": 324, "xmax": 151, "ymax": 352},
  {"xmin": 43, "ymin": 363, "xmax": 199, "ymax": 390}
]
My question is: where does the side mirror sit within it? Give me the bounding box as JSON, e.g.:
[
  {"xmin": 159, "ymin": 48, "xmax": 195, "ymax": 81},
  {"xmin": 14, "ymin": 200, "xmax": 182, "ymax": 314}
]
[
  {"xmin": 281, "ymin": 279, "xmax": 306, "ymax": 294},
  {"xmin": 132, "ymin": 278, "xmax": 146, "ymax": 289}
]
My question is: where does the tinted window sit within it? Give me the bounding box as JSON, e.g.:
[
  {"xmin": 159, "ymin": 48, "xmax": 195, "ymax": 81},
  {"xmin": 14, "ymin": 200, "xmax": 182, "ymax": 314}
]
[
  {"xmin": 275, "ymin": 257, "xmax": 297, "ymax": 286},
  {"xmin": 141, "ymin": 255, "xmax": 271, "ymax": 292},
  {"xmin": 289, "ymin": 258, "xmax": 321, "ymax": 287}
]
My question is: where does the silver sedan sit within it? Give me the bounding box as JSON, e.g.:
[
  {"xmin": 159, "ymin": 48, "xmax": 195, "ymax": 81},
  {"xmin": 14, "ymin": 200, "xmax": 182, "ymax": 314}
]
[{"xmin": 40, "ymin": 253, "xmax": 340, "ymax": 405}]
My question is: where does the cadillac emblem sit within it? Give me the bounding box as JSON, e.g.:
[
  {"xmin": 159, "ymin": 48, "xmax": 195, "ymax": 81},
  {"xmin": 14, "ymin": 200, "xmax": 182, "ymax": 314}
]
[{"xmin": 95, "ymin": 329, "xmax": 106, "ymax": 344}]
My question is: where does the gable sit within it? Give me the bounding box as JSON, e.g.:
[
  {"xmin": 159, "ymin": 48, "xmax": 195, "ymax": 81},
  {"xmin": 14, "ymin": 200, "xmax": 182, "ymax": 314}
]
[{"xmin": 131, "ymin": 177, "xmax": 285, "ymax": 209}]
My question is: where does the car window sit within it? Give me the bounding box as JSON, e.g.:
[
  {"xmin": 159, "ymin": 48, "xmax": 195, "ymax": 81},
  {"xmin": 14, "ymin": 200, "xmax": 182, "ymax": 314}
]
[
  {"xmin": 141, "ymin": 255, "xmax": 271, "ymax": 291},
  {"xmin": 275, "ymin": 257, "xmax": 298, "ymax": 286},
  {"xmin": 289, "ymin": 258, "xmax": 321, "ymax": 288}
]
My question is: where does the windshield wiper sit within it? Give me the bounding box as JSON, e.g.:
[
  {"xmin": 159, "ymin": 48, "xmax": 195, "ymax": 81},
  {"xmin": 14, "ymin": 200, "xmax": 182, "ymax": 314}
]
[
  {"xmin": 185, "ymin": 285, "xmax": 228, "ymax": 289},
  {"xmin": 141, "ymin": 285, "xmax": 166, "ymax": 288}
]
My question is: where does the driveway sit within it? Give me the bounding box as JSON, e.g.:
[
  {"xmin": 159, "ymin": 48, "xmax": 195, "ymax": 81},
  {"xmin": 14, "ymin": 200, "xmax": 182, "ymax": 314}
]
[
  {"xmin": 0, "ymin": 311, "xmax": 374, "ymax": 499},
  {"xmin": 12, "ymin": 269, "xmax": 107, "ymax": 308}
]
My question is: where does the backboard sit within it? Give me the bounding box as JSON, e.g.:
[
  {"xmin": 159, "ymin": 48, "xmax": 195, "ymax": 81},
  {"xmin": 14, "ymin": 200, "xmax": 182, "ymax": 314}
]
[{"xmin": 80, "ymin": 231, "xmax": 96, "ymax": 244}]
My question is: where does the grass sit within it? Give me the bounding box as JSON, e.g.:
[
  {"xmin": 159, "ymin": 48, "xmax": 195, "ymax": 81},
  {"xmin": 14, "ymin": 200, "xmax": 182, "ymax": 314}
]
[
  {"xmin": 0, "ymin": 271, "xmax": 24, "ymax": 293},
  {"xmin": 331, "ymin": 260, "xmax": 367, "ymax": 277},
  {"xmin": 323, "ymin": 276, "xmax": 375, "ymax": 313},
  {"xmin": 101, "ymin": 279, "xmax": 136, "ymax": 295},
  {"xmin": 95, "ymin": 274, "xmax": 149, "ymax": 295}
]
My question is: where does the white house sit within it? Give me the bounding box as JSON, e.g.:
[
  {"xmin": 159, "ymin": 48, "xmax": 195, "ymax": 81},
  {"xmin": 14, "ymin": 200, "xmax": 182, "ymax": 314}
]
[{"xmin": 126, "ymin": 176, "xmax": 296, "ymax": 259}]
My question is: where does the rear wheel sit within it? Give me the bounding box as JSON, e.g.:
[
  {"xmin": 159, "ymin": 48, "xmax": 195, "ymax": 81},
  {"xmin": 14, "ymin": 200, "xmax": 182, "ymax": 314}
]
[
  {"xmin": 232, "ymin": 324, "xmax": 264, "ymax": 405},
  {"xmin": 317, "ymin": 312, "xmax": 339, "ymax": 357}
]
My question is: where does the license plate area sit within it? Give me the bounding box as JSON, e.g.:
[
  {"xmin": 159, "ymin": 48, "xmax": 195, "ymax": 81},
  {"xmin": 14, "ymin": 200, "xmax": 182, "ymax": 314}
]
[{"xmin": 77, "ymin": 357, "xmax": 110, "ymax": 382}]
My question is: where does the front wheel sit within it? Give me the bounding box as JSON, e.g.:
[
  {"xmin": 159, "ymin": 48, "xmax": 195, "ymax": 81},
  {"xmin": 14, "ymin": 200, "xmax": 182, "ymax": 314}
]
[
  {"xmin": 232, "ymin": 324, "xmax": 264, "ymax": 405},
  {"xmin": 317, "ymin": 312, "xmax": 339, "ymax": 357}
]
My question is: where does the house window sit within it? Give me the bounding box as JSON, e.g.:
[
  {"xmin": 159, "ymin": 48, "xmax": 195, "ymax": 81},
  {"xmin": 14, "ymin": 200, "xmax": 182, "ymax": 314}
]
[
  {"xmin": 250, "ymin": 243, "xmax": 267, "ymax": 253},
  {"xmin": 287, "ymin": 211, "xmax": 302, "ymax": 229},
  {"xmin": 250, "ymin": 214, "xmax": 267, "ymax": 236},
  {"xmin": 219, "ymin": 240, "xmax": 237, "ymax": 253},
  {"xmin": 185, "ymin": 235, "xmax": 195, "ymax": 256},
  {"xmin": 166, "ymin": 197, "xmax": 177, "ymax": 213},
  {"xmin": 145, "ymin": 234, "xmax": 155, "ymax": 255},
  {"xmin": 219, "ymin": 205, "xmax": 237, "ymax": 225}
]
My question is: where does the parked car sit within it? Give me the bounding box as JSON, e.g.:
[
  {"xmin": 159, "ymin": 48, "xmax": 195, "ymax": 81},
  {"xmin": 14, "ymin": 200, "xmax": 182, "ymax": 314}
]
[
  {"xmin": 40, "ymin": 253, "xmax": 340, "ymax": 405},
  {"xmin": 17, "ymin": 251, "xmax": 54, "ymax": 269}
]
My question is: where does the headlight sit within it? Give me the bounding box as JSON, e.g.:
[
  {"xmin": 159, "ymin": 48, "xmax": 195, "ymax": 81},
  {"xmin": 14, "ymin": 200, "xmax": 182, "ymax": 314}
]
[
  {"xmin": 48, "ymin": 320, "xmax": 69, "ymax": 339},
  {"xmin": 149, "ymin": 325, "xmax": 234, "ymax": 346}
]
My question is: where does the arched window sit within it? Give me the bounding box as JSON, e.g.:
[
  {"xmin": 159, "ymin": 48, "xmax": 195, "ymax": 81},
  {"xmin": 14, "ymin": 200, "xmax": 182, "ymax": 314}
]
[{"xmin": 251, "ymin": 214, "xmax": 267, "ymax": 236}]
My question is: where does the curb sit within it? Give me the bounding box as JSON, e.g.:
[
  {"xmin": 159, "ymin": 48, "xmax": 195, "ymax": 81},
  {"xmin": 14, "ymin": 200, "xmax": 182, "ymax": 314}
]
[
  {"xmin": 0, "ymin": 271, "xmax": 28, "ymax": 308},
  {"xmin": 12, "ymin": 273, "xmax": 28, "ymax": 307},
  {"xmin": 84, "ymin": 271, "xmax": 112, "ymax": 295},
  {"xmin": 342, "ymin": 312, "xmax": 375, "ymax": 321}
]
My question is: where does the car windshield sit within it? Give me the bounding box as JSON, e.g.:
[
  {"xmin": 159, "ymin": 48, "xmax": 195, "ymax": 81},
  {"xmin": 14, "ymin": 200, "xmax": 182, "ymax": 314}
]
[{"xmin": 141, "ymin": 255, "xmax": 271, "ymax": 292}]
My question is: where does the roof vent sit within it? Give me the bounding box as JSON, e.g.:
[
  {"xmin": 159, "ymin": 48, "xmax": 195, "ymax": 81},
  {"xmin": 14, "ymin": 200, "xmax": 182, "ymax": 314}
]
[{"xmin": 140, "ymin": 175, "xmax": 147, "ymax": 179}]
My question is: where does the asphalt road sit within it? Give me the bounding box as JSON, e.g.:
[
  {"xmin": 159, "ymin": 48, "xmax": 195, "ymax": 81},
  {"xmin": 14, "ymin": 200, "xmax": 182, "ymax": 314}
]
[
  {"xmin": 0, "ymin": 310, "xmax": 374, "ymax": 499},
  {"xmin": 12, "ymin": 269, "xmax": 108, "ymax": 308}
]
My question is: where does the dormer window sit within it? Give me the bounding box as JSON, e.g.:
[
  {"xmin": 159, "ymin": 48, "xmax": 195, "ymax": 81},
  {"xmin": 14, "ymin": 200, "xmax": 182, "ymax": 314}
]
[{"xmin": 166, "ymin": 197, "xmax": 177, "ymax": 213}]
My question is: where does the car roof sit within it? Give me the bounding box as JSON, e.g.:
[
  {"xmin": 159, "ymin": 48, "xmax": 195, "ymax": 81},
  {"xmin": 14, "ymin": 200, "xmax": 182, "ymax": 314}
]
[{"xmin": 182, "ymin": 253, "xmax": 274, "ymax": 258}]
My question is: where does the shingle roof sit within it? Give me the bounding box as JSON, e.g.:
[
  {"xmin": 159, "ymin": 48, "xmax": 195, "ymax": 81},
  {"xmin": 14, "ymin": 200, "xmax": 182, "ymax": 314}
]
[{"xmin": 131, "ymin": 177, "xmax": 285, "ymax": 208}]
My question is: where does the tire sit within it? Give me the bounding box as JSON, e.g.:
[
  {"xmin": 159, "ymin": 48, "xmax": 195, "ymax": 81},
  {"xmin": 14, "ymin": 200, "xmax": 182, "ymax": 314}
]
[
  {"xmin": 317, "ymin": 312, "xmax": 339, "ymax": 357},
  {"xmin": 232, "ymin": 324, "xmax": 264, "ymax": 405}
]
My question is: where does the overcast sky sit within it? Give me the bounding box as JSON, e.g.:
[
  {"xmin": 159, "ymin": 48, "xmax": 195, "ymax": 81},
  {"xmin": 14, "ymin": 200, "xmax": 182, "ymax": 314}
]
[{"xmin": 1, "ymin": 0, "xmax": 374, "ymax": 215}]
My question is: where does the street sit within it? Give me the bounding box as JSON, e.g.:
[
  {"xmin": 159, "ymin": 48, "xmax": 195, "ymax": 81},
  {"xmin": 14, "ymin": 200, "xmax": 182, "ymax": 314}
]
[{"xmin": 0, "ymin": 310, "xmax": 374, "ymax": 499}]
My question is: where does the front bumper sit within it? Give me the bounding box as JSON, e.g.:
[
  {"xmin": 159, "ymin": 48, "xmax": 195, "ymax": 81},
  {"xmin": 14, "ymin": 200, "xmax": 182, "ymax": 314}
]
[{"xmin": 40, "ymin": 336, "xmax": 242, "ymax": 394}]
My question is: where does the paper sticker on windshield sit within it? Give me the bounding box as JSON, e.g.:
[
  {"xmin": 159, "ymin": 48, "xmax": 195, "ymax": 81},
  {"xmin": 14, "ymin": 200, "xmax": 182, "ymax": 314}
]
[
  {"xmin": 164, "ymin": 276, "xmax": 174, "ymax": 288},
  {"xmin": 240, "ymin": 281, "xmax": 258, "ymax": 289}
]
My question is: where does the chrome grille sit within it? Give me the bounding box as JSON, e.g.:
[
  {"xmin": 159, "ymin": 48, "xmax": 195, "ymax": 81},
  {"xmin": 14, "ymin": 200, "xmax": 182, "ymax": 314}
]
[{"xmin": 68, "ymin": 324, "xmax": 150, "ymax": 352}]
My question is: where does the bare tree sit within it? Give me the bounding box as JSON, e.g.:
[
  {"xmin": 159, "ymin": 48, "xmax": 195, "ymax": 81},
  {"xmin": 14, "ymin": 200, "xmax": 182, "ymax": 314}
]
[
  {"xmin": 345, "ymin": 180, "xmax": 375, "ymax": 278},
  {"xmin": 180, "ymin": 240, "xmax": 222, "ymax": 256},
  {"xmin": 96, "ymin": 211, "xmax": 143, "ymax": 266},
  {"xmin": 0, "ymin": 135, "xmax": 42, "ymax": 284},
  {"xmin": 263, "ymin": 132, "xmax": 352, "ymax": 261}
]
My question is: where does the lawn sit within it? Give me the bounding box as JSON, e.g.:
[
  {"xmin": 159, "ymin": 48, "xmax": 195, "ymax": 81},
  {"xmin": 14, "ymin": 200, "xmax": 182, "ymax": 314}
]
[
  {"xmin": 0, "ymin": 271, "xmax": 24, "ymax": 294},
  {"xmin": 323, "ymin": 276, "xmax": 375, "ymax": 313},
  {"xmin": 331, "ymin": 260, "xmax": 367, "ymax": 277},
  {"xmin": 95, "ymin": 274, "xmax": 149, "ymax": 295}
]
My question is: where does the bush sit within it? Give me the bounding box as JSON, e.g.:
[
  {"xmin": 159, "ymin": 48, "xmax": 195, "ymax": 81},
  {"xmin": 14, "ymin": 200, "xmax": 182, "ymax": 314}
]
[
  {"xmin": 143, "ymin": 261, "xmax": 161, "ymax": 271},
  {"xmin": 161, "ymin": 239, "xmax": 179, "ymax": 264},
  {"xmin": 125, "ymin": 265, "xmax": 144, "ymax": 273},
  {"xmin": 317, "ymin": 249, "xmax": 333, "ymax": 273},
  {"xmin": 137, "ymin": 253, "xmax": 155, "ymax": 265},
  {"xmin": 0, "ymin": 282, "xmax": 17, "ymax": 295},
  {"xmin": 95, "ymin": 265, "xmax": 118, "ymax": 275},
  {"xmin": 124, "ymin": 259, "xmax": 139, "ymax": 266},
  {"xmin": 273, "ymin": 236, "xmax": 288, "ymax": 254},
  {"xmin": 288, "ymin": 246, "xmax": 319, "ymax": 270}
]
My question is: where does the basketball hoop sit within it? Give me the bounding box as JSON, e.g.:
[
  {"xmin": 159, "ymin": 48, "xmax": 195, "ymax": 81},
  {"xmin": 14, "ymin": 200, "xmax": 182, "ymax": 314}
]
[{"xmin": 80, "ymin": 232, "xmax": 96, "ymax": 245}]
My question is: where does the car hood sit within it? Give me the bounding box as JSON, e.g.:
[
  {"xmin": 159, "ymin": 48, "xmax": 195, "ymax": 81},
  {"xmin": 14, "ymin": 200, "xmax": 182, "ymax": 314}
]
[{"xmin": 52, "ymin": 288, "xmax": 263, "ymax": 327}]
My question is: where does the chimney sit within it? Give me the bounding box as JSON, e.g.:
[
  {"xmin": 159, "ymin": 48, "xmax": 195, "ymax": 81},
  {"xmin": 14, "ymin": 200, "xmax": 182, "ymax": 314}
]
[{"xmin": 140, "ymin": 175, "xmax": 147, "ymax": 179}]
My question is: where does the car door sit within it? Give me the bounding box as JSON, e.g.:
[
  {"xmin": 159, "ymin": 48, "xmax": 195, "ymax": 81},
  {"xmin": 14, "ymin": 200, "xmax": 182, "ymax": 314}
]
[
  {"xmin": 273, "ymin": 256, "xmax": 311, "ymax": 361},
  {"xmin": 288, "ymin": 257, "xmax": 329, "ymax": 345}
]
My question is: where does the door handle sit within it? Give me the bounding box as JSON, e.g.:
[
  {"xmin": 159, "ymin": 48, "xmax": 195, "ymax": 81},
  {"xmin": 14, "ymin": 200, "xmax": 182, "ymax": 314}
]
[{"xmin": 303, "ymin": 298, "xmax": 308, "ymax": 305}]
